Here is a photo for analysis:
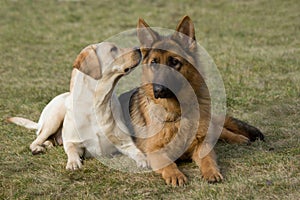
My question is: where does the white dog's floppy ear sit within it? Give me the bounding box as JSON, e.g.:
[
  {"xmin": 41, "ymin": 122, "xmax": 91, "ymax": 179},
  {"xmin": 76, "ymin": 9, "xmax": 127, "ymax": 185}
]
[{"xmin": 73, "ymin": 45, "xmax": 102, "ymax": 80}]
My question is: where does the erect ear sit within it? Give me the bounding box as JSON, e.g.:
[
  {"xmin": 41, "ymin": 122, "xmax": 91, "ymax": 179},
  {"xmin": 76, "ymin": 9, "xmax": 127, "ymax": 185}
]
[
  {"xmin": 73, "ymin": 45, "xmax": 101, "ymax": 80},
  {"xmin": 137, "ymin": 18, "xmax": 159, "ymax": 47},
  {"xmin": 172, "ymin": 15, "xmax": 197, "ymax": 51}
]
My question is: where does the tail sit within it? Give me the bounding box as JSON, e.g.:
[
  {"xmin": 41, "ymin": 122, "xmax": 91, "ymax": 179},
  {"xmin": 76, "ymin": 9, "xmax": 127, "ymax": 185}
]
[
  {"xmin": 224, "ymin": 116, "xmax": 265, "ymax": 142},
  {"xmin": 6, "ymin": 117, "xmax": 38, "ymax": 130}
]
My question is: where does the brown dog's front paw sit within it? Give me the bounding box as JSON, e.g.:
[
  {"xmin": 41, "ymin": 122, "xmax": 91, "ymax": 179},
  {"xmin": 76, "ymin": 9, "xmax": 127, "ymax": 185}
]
[
  {"xmin": 202, "ymin": 169, "xmax": 223, "ymax": 183},
  {"xmin": 162, "ymin": 169, "xmax": 187, "ymax": 187}
]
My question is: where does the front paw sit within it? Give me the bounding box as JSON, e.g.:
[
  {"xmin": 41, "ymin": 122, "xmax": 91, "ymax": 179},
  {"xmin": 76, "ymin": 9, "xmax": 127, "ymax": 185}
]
[
  {"xmin": 202, "ymin": 168, "xmax": 223, "ymax": 183},
  {"xmin": 162, "ymin": 168, "xmax": 187, "ymax": 187},
  {"xmin": 133, "ymin": 153, "xmax": 148, "ymax": 168},
  {"xmin": 66, "ymin": 158, "xmax": 83, "ymax": 170}
]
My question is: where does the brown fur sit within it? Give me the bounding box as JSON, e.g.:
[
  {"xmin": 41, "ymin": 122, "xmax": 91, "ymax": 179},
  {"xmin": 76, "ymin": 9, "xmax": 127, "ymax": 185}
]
[
  {"xmin": 122, "ymin": 16, "xmax": 264, "ymax": 186},
  {"xmin": 72, "ymin": 44, "xmax": 102, "ymax": 80}
]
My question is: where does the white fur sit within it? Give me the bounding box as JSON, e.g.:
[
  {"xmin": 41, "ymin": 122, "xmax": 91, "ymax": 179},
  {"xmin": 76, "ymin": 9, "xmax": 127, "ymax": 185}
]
[
  {"xmin": 8, "ymin": 92, "xmax": 68, "ymax": 153},
  {"xmin": 63, "ymin": 42, "xmax": 147, "ymax": 170},
  {"xmin": 8, "ymin": 42, "xmax": 147, "ymax": 170}
]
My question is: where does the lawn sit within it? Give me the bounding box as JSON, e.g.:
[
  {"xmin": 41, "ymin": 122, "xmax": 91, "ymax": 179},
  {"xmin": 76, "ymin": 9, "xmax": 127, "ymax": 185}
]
[{"xmin": 0, "ymin": 0, "xmax": 299, "ymax": 199}]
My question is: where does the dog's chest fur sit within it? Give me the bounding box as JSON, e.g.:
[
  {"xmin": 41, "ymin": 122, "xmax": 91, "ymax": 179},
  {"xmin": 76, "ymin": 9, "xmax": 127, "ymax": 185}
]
[{"xmin": 129, "ymin": 88, "xmax": 206, "ymax": 158}]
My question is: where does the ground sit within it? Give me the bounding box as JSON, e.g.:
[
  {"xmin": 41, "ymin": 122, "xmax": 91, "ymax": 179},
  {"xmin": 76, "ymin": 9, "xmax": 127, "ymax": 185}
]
[{"xmin": 0, "ymin": 0, "xmax": 299, "ymax": 199}]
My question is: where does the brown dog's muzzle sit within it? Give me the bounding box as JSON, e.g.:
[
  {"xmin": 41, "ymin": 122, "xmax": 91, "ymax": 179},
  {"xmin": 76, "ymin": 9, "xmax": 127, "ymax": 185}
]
[{"xmin": 153, "ymin": 83, "xmax": 175, "ymax": 99}]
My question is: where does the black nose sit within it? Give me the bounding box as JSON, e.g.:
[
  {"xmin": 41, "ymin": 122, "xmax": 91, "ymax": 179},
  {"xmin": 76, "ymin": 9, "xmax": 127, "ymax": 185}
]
[{"xmin": 153, "ymin": 84, "xmax": 174, "ymax": 99}]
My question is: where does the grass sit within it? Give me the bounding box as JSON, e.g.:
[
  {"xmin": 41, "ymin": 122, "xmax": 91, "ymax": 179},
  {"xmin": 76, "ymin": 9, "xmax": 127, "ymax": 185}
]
[{"xmin": 0, "ymin": 0, "xmax": 299, "ymax": 199}]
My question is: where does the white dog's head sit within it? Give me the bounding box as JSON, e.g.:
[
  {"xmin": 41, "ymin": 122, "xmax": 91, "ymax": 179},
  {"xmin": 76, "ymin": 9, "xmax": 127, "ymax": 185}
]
[{"xmin": 72, "ymin": 42, "xmax": 141, "ymax": 80}]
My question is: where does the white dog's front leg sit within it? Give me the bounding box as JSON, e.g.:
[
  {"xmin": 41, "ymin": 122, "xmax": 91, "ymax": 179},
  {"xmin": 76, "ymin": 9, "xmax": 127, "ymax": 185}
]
[
  {"xmin": 118, "ymin": 144, "xmax": 148, "ymax": 168},
  {"xmin": 131, "ymin": 150, "xmax": 148, "ymax": 168},
  {"xmin": 64, "ymin": 142, "xmax": 84, "ymax": 170}
]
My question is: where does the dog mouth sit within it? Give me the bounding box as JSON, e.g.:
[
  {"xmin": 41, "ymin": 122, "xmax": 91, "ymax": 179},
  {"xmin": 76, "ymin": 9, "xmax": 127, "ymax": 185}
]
[
  {"xmin": 123, "ymin": 60, "xmax": 140, "ymax": 75},
  {"xmin": 123, "ymin": 48, "xmax": 142, "ymax": 74},
  {"xmin": 126, "ymin": 59, "xmax": 140, "ymax": 73}
]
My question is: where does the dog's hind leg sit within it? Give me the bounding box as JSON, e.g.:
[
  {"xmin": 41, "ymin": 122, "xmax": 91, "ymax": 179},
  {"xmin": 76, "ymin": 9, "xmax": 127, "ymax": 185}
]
[
  {"xmin": 30, "ymin": 122, "xmax": 63, "ymax": 154},
  {"xmin": 30, "ymin": 93, "xmax": 68, "ymax": 154},
  {"xmin": 219, "ymin": 128, "xmax": 250, "ymax": 144},
  {"xmin": 224, "ymin": 116, "xmax": 265, "ymax": 142}
]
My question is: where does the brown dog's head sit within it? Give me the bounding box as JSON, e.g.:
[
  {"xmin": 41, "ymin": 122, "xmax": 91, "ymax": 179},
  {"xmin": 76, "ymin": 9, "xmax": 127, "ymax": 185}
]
[{"xmin": 137, "ymin": 16, "xmax": 205, "ymax": 103}]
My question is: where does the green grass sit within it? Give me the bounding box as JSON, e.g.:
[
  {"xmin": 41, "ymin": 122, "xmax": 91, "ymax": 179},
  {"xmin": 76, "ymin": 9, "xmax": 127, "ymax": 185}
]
[{"xmin": 1, "ymin": 0, "xmax": 299, "ymax": 199}]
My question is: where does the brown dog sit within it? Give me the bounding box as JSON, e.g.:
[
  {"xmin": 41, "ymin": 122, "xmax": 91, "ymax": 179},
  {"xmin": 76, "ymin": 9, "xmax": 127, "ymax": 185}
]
[{"xmin": 119, "ymin": 16, "xmax": 264, "ymax": 186}]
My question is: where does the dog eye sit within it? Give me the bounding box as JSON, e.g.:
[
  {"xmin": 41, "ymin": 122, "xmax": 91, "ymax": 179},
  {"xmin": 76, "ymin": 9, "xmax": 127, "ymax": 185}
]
[
  {"xmin": 110, "ymin": 46, "xmax": 118, "ymax": 53},
  {"xmin": 168, "ymin": 57, "xmax": 182, "ymax": 70},
  {"xmin": 150, "ymin": 58, "xmax": 158, "ymax": 65},
  {"xmin": 150, "ymin": 58, "xmax": 159, "ymax": 70}
]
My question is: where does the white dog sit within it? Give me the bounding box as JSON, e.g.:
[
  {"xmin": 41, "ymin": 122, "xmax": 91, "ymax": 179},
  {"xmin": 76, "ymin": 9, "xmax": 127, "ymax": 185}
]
[
  {"xmin": 63, "ymin": 42, "xmax": 147, "ymax": 170},
  {"xmin": 8, "ymin": 42, "xmax": 147, "ymax": 170},
  {"xmin": 8, "ymin": 93, "xmax": 68, "ymax": 154}
]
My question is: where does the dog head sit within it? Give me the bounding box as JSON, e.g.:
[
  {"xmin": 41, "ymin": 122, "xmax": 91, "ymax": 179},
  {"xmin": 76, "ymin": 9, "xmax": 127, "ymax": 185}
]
[
  {"xmin": 136, "ymin": 16, "xmax": 204, "ymax": 102},
  {"xmin": 72, "ymin": 42, "xmax": 141, "ymax": 80}
]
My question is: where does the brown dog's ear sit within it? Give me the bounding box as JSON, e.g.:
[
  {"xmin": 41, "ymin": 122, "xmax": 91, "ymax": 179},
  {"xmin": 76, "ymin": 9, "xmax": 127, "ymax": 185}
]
[
  {"xmin": 176, "ymin": 15, "xmax": 195, "ymax": 40},
  {"xmin": 73, "ymin": 45, "xmax": 101, "ymax": 79},
  {"xmin": 173, "ymin": 15, "xmax": 197, "ymax": 51},
  {"xmin": 137, "ymin": 18, "xmax": 159, "ymax": 47}
]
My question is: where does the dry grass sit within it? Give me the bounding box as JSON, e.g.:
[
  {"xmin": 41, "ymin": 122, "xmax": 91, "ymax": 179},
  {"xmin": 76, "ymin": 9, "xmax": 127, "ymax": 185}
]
[{"xmin": 1, "ymin": 0, "xmax": 299, "ymax": 199}]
